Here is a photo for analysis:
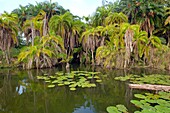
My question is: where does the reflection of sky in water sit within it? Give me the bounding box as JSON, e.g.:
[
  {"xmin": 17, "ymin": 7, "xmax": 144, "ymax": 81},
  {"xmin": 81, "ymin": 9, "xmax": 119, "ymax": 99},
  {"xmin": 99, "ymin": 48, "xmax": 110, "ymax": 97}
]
[
  {"xmin": 73, "ymin": 100, "xmax": 96, "ymax": 113},
  {"xmin": 16, "ymin": 79, "xmax": 27, "ymax": 95},
  {"xmin": 73, "ymin": 106, "xmax": 94, "ymax": 113}
]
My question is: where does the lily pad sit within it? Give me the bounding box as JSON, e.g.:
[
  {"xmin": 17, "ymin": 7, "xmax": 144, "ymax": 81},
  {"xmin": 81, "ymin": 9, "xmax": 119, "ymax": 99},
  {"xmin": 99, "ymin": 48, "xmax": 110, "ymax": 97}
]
[
  {"xmin": 116, "ymin": 105, "xmax": 128, "ymax": 113},
  {"xmin": 70, "ymin": 87, "xmax": 76, "ymax": 91},
  {"xmin": 45, "ymin": 80, "xmax": 51, "ymax": 83},
  {"xmin": 58, "ymin": 83, "xmax": 64, "ymax": 86},
  {"xmin": 96, "ymin": 80, "xmax": 102, "ymax": 83},
  {"xmin": 106, "ymin": 106, "xmax": 121, "ymax": 113},
  {"xmin": 48, "ymin": 85, "xmax": 55, "ymax": 88}
]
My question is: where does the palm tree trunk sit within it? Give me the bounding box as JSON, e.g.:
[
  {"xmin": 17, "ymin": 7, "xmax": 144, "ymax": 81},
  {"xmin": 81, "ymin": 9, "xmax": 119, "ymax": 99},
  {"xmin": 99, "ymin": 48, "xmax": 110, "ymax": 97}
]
[
  {"xmin": 4, "ymin": 51, "xmax": 10, "ymax": 65},
  {"xmin": 31, "ymin": 22, "xmax": 35, "ymax": 46},
  {"xmin": 43, "ymin": 14, "xmax": 47, "ymax": 36},
  {"xmin": 91, "ymin": 50, "xmax": 94, "ymax": 65}
]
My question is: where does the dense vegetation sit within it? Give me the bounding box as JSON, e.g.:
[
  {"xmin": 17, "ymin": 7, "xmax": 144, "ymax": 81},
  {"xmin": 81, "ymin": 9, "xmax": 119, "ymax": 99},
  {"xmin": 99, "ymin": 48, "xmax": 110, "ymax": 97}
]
[
  {"xmin": 0, "ymin": 0, "xmax": 170, "ymax": 69},
  {"xmin": 107, "ymin": 92, "xmax": 170, "ymax": 113}
]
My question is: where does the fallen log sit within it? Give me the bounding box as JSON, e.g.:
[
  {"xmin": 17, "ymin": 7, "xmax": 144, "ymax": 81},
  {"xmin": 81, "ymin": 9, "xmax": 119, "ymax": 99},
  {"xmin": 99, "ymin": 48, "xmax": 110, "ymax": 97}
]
[{"xmin": 129, "ymin": 84, "xmax": 170, "ymax": 92}]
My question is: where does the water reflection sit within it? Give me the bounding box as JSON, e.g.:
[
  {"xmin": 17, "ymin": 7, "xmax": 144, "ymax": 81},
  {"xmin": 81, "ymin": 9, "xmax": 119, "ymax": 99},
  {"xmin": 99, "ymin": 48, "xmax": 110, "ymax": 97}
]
[{"xmin": 0, "ymin": 66, "xmax": 170, "ymax": 113}]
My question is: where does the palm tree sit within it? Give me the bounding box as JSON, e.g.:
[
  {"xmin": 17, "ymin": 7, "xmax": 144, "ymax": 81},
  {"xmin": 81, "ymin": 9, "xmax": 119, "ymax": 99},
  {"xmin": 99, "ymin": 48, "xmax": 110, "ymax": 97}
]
[
  {"xmin": 80, "ymin": 26, "xmax": 105, "ymax": 65},
  {"xmin": 95, "ymin": 24, "xmax": 122, "ymax": 68},
  {"xmin": 137, "ymin": 1, "xmax": 164, "ymax": 37},
  {"xmin": 18, "ymin": 34, "xmax": 64, "ymax": 69},
  {"xmin": 91, "ymin": 6, "xmax": 110, "ymax": 27},
  {"xmin": 49, "ymin": 11, "xmax": 73, "ymax": 58},
  {"xmin": 165, "ymin": 7, "xmax": 170, "ymax": 26},
  {"xmin": 22, "ymin": 10, "xmax": 47, "ymax": 45},
  {"xmin": 67, "ymin": 20, "xmax": 84, "ymax": 56},
  {"xmin": 0, "ymin": 12, "xmax": 19, "ymax": 64},
  {"xmin": 163, "ymin": 7, "xmax": 170, "ymax": 45},
  {"xmin": 119, "ymin": 0, "xmax": 165, "ymax": 37},
  {"xmin": 104, "ymin": 12, "xmax": 128, "ymax": 25},
  {"xmin": 49, "ymin": 11, "xmax": 72, "ymax": 37}
]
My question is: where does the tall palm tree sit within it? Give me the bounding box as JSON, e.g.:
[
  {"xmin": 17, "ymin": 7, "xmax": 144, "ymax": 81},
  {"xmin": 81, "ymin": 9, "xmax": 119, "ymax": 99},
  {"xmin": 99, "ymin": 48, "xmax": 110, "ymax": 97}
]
[
  {"xmin": 18, "ymin": 34, "xmax": 64, "ymax": 69},
  {"xmin": 49, "ymin": 11, "xmax": 72, "ymax": 37},
  {"xmin": 0, "ymin": 12, "xmax": 19, "ymax": 64},
  {"xmin": 119, "ymin": 0, "xmax": 165, "ymax": 37},
  {"xmin": 91, "ymin": 6, "xmax": 110, "ymax": 27},
  {"xmin": 80, "ymin": 26, "xmax": 104, "ymax": 65},
  {"xmin": 49, "ymin": 11, "xmax": 73, "ymax": 57},
  {"xmin": 22, "ymin": 10, "xmax": 47, "ymax": 45},
  {"xmin": 67, "ymin": 20, "xmax": 84, "ymax": 56}
]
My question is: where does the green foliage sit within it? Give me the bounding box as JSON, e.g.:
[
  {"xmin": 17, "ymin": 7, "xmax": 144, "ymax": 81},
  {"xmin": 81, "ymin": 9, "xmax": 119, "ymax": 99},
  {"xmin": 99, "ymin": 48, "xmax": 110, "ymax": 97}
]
[
  {"xmin": 115, "ymin": 74, "xmax": 170, "ymax": 85},
  {"xmin": 107, "ymin": 105, "xmax": 128, "ymax": 113},
  {"xmin": 49, "ymin": 11, "xmax": 73, "ymax": 37},
  {"xmin": 131, "ymin": 92, "xmax": 170, "ymax": 113},
  {"xmin": 0, "ymin": 0, "xmax": 170, "ymax": 70},
  {"xmin": 104, "ymin": 12, "xmax": 128, "ymax": 25},
  {"xmin": 17, "ymin": 34, "xmax": 65, "ymax": 69},
  {"xmin": 37, "ymin": 71, "xmax": 102, "ymax": 91},
  {"xmin": 0, "ymin": 12, "xmax": 19, "ymax": 50},
  {"xmin": 107, "ymin": 92, "xmax": 170, "ymax": 113}
]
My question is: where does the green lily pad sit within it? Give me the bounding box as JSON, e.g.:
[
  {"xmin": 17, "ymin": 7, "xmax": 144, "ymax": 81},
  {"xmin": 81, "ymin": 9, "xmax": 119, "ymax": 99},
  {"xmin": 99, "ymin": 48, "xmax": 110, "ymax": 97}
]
[
  {"xmin": 45, "ymin": 80, "xmax": 51, "ymax": 83},
  {"xmin": 134, "ymin": 94, "xmax": 146, "ymax": 99},
  {"xmin": 48, "ymin": 85, "xmax": 55, "ymax": 88},
  {"xmin": 87, "ymin": 76, "xmax": 93, "ymax": 79},
  {"xmin": 70, "ymin": 87, "xmax": 76, "ymax": 91},
  {"xmin": 64, "ymin": 81, "xmax": 70, "ymax": 85},
  {"xmin": 37, "ymin": 76, "xmax": 44, "ymax": 79},
  {"xmin": 94, "ymin": 76, "xmax": 100, "ymax": 79},
  {"xmin": 96, "ymin": 80, "xmax": 102, "ymax": 83},
  {"xmin": 90, "ymin": 83, "xmax": 96, "ymax": 87},
  {"xmin": 106, "ymin": 106, "xmax": 121, "ymax": 113},
  {"xmin": 69, "ymin": 84, "xmax": 77, "ymax": 88},
  {"xmin": 49, "ymin": 76, "xmax": 56, "ymax": 79},
  {"xmin": 52, "ymin": 80, "xmax": 58, "ymax": 84},
  {"xmin": 116, "ymin": 105, "xmax": 128, "ymax": 113},
  {"xmin": 58, "ymin": 83, "xmax": 64, "ymax": 86},
  {"xmin": 38, "ymin": 70, "xmax": 102, "ymax": 90}
]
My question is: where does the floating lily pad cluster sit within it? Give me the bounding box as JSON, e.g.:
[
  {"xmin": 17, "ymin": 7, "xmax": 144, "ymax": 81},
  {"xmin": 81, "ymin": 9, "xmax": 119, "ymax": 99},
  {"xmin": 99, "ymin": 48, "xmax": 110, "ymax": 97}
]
[
  {"xmin": 37, "ymin": 71, "xmax": 102, "ymax": 91},
  {"xmin": 106, "ymin": 92, "xmax": 170, "ymax": 113},
  {"xmin": 115, "ymin": 74, "xmax": 170, "ymax": 85},
  {"xmin": 131, "ymin": 92, "xmax": 170, "ymax": 113},
  {"xmin": 107, "ymin": 105, "xmax": 128, "ymax": 113}
]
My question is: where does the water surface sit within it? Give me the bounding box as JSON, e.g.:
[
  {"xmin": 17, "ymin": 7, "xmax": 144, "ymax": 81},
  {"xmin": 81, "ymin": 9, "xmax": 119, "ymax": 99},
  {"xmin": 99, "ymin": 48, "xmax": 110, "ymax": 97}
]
[{"xmin": 0, "ymin": 65, "xmax": 169, "ymax": 113}]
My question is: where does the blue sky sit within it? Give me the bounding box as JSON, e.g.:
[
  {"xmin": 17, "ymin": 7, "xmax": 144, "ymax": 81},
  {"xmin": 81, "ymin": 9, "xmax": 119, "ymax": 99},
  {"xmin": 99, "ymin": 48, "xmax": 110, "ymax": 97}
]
[{"xmin": 0, "ymin": 0, "xmax": 113, "ymax": 17}]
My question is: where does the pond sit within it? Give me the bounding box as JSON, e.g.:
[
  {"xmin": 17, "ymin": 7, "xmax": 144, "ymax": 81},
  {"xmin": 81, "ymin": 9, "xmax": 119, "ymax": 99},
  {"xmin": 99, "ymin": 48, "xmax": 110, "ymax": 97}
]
[{"xmin": 0, "ymin": 65, "xmax": 169, "ymax": 113}]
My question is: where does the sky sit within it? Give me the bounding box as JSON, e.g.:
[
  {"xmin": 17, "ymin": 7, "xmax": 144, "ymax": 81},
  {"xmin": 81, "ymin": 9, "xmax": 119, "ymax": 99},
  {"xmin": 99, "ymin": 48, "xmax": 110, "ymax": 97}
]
[{"xmin": 0, "ymin": 0, "xmax": 114, "ymax": 17}]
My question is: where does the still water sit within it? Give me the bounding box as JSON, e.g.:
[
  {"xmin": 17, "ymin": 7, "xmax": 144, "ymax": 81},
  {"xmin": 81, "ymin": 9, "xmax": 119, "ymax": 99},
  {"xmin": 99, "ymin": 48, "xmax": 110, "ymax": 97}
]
[{"xmin": 0, "ymin": 65, "xmax": 169, "ymax": 113}]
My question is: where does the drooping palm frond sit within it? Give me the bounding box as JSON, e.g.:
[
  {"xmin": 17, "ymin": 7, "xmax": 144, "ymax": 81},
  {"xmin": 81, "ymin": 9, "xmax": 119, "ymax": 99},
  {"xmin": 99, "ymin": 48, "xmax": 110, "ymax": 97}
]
[
  {"xmin": 104, "ymin": 12, "xmax": 128, "ymax": 25},
  {"xmin": 165, "ymin": 7, "xmax": 170, "ymax": 26},
  {"xmin": 49, "ymin": 11, "xmax": 73, "ymax": 37}
]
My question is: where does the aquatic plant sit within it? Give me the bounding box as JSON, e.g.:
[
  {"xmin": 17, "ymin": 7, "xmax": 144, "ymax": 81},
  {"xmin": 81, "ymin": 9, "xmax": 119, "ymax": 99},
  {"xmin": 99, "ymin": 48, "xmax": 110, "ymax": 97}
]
[
  {"xmin": 106, "ymin": 104, "xmax": 128, "ymax": 113},
  {"xmin": 115, "ymin": 74, "xmax": 170, "ymax": 85},
  {"xmin": 37, "ymin": 71, "xmax": 102, "ymax": 91},
  {"xmin": 107, "ymin": 92, "xmax": 170, "ymax": 113}
]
